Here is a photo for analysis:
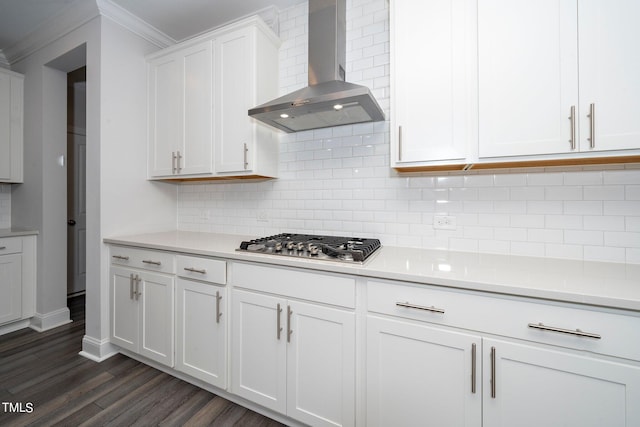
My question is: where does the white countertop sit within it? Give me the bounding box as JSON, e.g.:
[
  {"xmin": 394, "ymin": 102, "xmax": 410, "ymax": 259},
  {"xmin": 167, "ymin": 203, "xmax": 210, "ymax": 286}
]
[
  {"xmin": 0, "ymin": 227, "xmax": 39, "ymax": 238},
  {"xmin": 104, "ymin": 230, "xmax": 640, "ymax": 312}
]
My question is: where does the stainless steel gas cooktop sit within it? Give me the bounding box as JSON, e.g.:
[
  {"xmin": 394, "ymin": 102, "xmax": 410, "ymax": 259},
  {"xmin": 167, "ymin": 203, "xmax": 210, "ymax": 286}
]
[{"xmin": 238, "ymin": 233, "xmax": 382, "ymax": 264}]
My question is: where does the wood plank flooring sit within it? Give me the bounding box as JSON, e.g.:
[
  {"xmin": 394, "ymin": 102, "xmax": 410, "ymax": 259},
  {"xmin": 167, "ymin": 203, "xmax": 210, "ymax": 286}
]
[{"xmin": 0, "ymin": 296, "xmax": 286, "ymax": 427}]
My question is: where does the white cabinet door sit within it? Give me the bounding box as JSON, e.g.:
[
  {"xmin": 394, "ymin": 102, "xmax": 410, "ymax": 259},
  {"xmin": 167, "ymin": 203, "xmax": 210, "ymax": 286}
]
[
  {"xmin": 110, "ymin": 266, "xmax": 175, "ymax": 367},
  {"xmin": 483, "ymin": 338, "xmax": 640, "ymax": 427},
  {"xmin": 148, "ymin": 41, "xmax": 213, "ymax": 177},
  {"xmin": 0, "ymin": 69, "xmax": 23, "ymax": 183},
  {"xmin": 578, "ymin": 0, "xmax": 640, "ymax": 152},
  {"xmin": 180, "ymin": 42, "xmax": 213, "ymax": 175},
  {"xmin": 0, "ymin": 254, "xmax": 22, "ymax": 325},
  {"xmin": 110, "ymin": 266, "xmax": 138, "ymax": 352},
  {"xmin": 478, "ymin": 0, "xmax": 579, "ymax": 157},
  {"xmin": 176, "ymin": 278, "xmax": 226, "ymax": 388},
  {"xmin": 287, "ymin": 301, "xmax": 355, "ymax": 427},
  {"xmin": 215, "ymin": 28, "xmax": 253, "ymax": 173},
  {"xmin": 391, "ymin": 0, "xmax": 474, "ymax": 165},
  {"xmin": 138, "ymin": 270, "xmax": 174, "ymax": 366},
  {"xmin": 148, "ymin": 53, "xmax": 182, "ymax": 177},
  {"xmin": 231, "ymin": 289, "xmax": 287, "ymax": 413},
  {"xmin": 367, "ymin": 316, "xmax": 481, "ymax": 427}
]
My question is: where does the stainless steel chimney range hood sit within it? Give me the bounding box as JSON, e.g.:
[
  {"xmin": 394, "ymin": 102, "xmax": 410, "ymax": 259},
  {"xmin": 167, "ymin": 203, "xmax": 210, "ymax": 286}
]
[{"xmin": 248, "ymin": 0, "xmax": 385, "ymax": 133}]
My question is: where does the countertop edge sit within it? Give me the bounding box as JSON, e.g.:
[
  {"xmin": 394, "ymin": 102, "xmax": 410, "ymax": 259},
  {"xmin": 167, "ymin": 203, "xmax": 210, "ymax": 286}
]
[
  {"xmin": 103, "ymin": 232, "xmax": 640, "ymax": 313},
  {"xmin": 0, "ymin": 228, "xmax": 40, "ymax": 238}
]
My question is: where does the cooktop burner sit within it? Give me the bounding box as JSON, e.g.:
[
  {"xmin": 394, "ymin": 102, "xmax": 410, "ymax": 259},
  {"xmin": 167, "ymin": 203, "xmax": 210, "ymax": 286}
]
[{"xmin": 238, "ymin": 233, "xmax": 381, "ymax": 263}]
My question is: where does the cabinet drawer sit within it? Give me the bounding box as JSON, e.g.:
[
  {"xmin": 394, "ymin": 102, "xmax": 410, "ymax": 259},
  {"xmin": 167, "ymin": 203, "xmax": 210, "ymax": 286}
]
[
  {"xmin": 0, "ymin": 237, "xmax": 22, "ymax": 255},
  {"xmin": 177, "ymin": 255, "xmax": 226, "ymax": 285},
  {"xmin": 110, "ymin": 246, "xmax": 175, "ymax": 274},
  {"xmin": 231, "ymin": 262, "xmax": 356, "ymax": 308},
  {"xmin": 368, "ymin": 280, "xmax": 640, "ymax": 361}
]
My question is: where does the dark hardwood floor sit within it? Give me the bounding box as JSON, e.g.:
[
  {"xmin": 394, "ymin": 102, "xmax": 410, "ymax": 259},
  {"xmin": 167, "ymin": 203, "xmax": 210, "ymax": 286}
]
[{"xmin": 0, "ymin": 295, "xmax": 286, "ymax": 427}]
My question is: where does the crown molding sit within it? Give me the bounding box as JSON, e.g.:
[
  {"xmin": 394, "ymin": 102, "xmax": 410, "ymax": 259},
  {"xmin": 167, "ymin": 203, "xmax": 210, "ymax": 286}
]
[
  {"xmin": 96, "ymin": 0, "xmax": 175, "ymax": 49},
  {"xmin": 3, "ymin": 0, "xmax": 99, "ymax": 65},
  {"xmin": 0, "ymin": 51, "xmax": 10, "ymax": 69},
  {"xmin": 3, "ymin": 0, "xmax": 174, "ymax": 66}
]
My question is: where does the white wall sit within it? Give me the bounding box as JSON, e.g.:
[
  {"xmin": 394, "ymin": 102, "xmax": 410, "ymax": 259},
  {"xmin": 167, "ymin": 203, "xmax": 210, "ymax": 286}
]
[
  {"xmin": 11, "ymin": 9, "xmax": 176, "ymax": 358},
  {"xmin": 177, "ymin": 0, "xmax": 640, "ymax": 264}
]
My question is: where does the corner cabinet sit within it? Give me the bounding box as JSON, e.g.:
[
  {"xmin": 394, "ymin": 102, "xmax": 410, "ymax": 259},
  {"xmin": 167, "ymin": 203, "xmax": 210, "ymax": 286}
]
[
  {"xmin": 390, "ymin": 0, "xmax": 476, "ymax": 169},
  {"xmin": 0, "ymin": 68, "xmax": 24, "ymax": 183},
  {"xmin": 147, "ymin": 16, "xmax": 280, "ymax": 181}
]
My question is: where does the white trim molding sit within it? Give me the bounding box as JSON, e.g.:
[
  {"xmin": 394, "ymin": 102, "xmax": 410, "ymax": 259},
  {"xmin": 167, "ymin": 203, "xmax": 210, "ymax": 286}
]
[
  {"xmin": 80, "ymin": 335, "xmax": 120, "ymax": 362},
  {"xmin": 29, "ymin": 307, "xmax": 72, "ymax": 332}
]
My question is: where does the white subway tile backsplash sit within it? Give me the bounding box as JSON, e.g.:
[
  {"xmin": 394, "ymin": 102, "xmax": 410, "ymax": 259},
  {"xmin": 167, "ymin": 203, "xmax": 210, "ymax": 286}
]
[{"xmin": 171, "ymin": 0, "xmax": 640, "ymax": 264}]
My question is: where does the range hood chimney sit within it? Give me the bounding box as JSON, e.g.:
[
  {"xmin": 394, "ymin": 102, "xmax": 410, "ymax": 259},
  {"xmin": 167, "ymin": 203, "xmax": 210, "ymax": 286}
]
[{"xmin": 248, "ymin": 0, "xmax": 385, "ymax": 133}]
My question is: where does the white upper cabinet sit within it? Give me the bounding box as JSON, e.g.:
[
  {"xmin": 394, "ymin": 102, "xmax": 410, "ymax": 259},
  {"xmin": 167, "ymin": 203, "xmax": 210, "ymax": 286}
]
[
  {"xmin": 214, "ymin": 24, "xmax": 279, "ymax": 177},
  {"xmin": 0, "ymin": 68, "xmax": 24, "ymax": 183},
  {"xmin": 391, "ymin": 0, "xmax": 476, "ymax": 167},
  {"xmin": 147, "ymin": 16, "xmax": 279, "ymax": 181},
  {"xmin": 578, "ymin": 0, "xmax": 640, "ymax": 152},
  {"xmin": 148, "ymin": 41, "xmax": 214, "ymax": 177},
  {"xmin": 478, "ymin": 0, "xmax": 640, "ymax": 160},
  {"xmin": 478, "ymin": 0, "xmax": 579, "ymax": 158}
]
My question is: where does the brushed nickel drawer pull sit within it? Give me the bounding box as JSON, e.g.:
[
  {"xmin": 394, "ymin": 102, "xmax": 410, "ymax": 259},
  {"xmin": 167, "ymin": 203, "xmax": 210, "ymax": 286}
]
[
  {"xmin": 142, "ymin": 260, "xmax": 161, "ymax": 266},
  {"xmin": 184, "ymin": 267, "xmax": 207, "ymax": 274},
  {"xmin": 528, "ymin": 322, "xmax": 601, "ymax": 339},
  {"xmin": 0, "ymin": 246, "xmax": 6, "ymax": 250},
  {"xmin": 112, "ymin": 255, "xmax": 129, "ymax": 260},
  {"xmin": 396, "ymin": 301, "xmax": 445, "ymax": 314}
]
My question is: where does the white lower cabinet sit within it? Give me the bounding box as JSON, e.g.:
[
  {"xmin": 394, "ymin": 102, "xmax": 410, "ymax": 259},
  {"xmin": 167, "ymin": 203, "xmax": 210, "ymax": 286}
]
[
  {"xmin": 484, "ymin": 338, "xmax": 640, "ymax": 427},
  {"xmin": 367, "ymin": 316, "xmax": 481, "ymax": 427},
  {"xmin": 110, "ymin": 264, "xmax": 175, "ymax": 367},
  {"xmin": 0, "ymin": 235, "xmax": 36, "ymax": 330},
  {"xmin": 231, "ymin": 263, "xmax": 356, "ymax": 427},
  {"xmin": 175, "ymin": 276, "xmax": 227, "ymax": 388},
  {"xmin": 367, "ymin": 279, "xmax": 640, "ymax": 427}
]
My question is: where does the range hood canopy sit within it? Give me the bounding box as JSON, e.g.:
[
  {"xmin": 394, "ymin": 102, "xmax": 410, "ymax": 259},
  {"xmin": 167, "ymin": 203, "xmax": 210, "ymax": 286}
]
[{"xmin": 248, "ymin": 0, "xmax": 385, "ymax": 133}]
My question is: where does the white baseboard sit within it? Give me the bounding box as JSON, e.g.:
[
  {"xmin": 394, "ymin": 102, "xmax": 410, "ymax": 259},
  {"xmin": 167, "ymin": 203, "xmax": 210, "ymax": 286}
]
[
  {"xmin": 0, "ymin": 319, "xmax": 31, "ymax": 336},
  {"xmin": 79, "ymin": 335, "xmax": 120, "ymax": 362},
  {"xmin": 29, "ymin": 307, "xmax": 72, "ymax": 332}
]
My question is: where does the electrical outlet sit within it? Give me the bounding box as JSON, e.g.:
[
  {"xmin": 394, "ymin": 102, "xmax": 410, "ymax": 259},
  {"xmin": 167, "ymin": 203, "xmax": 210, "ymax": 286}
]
[
  {"xmin": 433, "ymin": 215, "xmax": 456, "ymax": 230},
  {"xmin": 257, "ymin": 210, "xmax": 268, "ymax": 222}
]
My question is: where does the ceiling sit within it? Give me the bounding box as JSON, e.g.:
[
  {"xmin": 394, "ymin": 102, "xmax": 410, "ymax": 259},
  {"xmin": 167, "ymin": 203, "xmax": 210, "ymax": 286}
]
[{"xmin": 0, "ymin": 0, "xmax": 305, "ymax": 52}]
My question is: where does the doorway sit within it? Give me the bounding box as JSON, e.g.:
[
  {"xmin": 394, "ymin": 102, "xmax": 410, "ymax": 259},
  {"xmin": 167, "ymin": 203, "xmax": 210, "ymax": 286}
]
[{"xmin": 67, "ymin": 67, "xmax": 86, "ymax": 298}]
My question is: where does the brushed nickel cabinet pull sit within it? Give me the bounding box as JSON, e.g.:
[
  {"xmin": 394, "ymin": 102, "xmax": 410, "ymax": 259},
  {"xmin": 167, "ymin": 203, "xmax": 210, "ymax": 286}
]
[
  {"xmin": 276, "ymin": 303, "xmax": 283, "ymax": 340},
  {"xmin": 471, "ymin": 343, "xmax": 477, "ymax": 394},
  {"xmin": 0, "ymin": 246, "xmax": 7, "ymax": 250},
  {"xmin": 134, "ymin": 275, "xmax": 141, "ymax": 301},
  {"xmin": 243, "ymin": 143, "xmax": 248, "ymax": 170},
  {"xmin": 176, "ymin": 150, "xmax": 183, "ymax": 173},
  {"xmin": 568, "ymin": 105, "xmax": 576, "ymax": 150},
  {"xmin": 398, "ymin": 126, "xmax": 403, "ymax": 161},
  {"xmin": 142, "ymin": 260, "xmax": 161, "ymax": 266},
  {"xmin": 287, "ymin": 305, "xmax": 293, "ymax": 343},
  {"xmin": 172, "ymin": 152, "xmax": 177, "ymax": 174},
  {"xmin": 215, "ymin": 291, "xmax": 222, "ymax": 324},
  {"xmin": 112, "ymin": 255, "xmax": 129, "ymax": 261},
  {"xmin": 184, "ymin": 267, "xmax": 206, "ymax": 274},
  {"xmin": 490, "ymin": 346, "xmax": 496, "ymax": 398},
  {"xmin": 130, "ymin": 274, "xmax": 135, "ymax": 300},
  {"xmin": 588, "ymin": 103, "xmax": 596, "ymax": 148},
  {"xmin": 396, "ymin": 301, "xmax": 445, "ymax": 314},
  {"xmin": 528, "ymin": 322, "xmax": 601, "ymax": 339}
]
